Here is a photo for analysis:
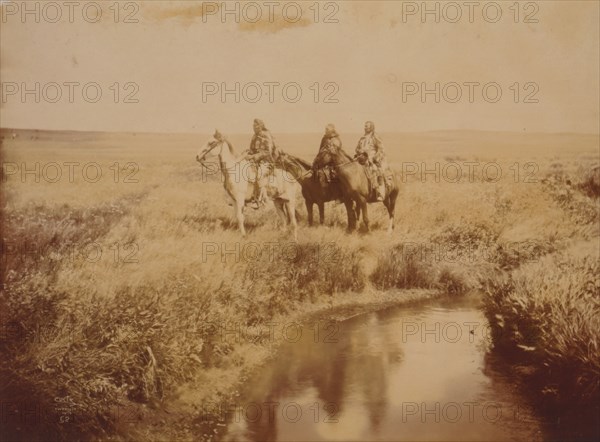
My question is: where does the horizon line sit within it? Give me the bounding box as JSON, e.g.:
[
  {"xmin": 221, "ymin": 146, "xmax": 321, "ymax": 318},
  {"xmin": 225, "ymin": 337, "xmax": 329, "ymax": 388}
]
[{"xmin": 2, "ymin": 127, "xmax": 599, "ymax": 137}]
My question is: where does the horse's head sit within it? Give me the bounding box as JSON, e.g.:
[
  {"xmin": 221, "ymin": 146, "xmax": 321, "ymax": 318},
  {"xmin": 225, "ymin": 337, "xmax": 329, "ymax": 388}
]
[{"xmin": 196, "ymin": 130, "xmax": 225, "ymax": 164}]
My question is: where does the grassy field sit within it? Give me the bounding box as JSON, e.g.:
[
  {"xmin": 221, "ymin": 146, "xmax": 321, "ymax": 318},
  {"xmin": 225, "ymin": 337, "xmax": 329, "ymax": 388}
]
[{"xmin": 1, "ymin": 128, "xmax": 599, "ymax": 441}]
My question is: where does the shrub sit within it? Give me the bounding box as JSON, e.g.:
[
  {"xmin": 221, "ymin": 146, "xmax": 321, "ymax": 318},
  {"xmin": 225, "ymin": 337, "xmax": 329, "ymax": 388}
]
[
  {"xmin": 436, "ymin": 267, "xmax": 467, "ymax": 295},
  {"xmin": 431, "ymin": 221, "xmax": 498, "ymax": 256},
  {"xmin": 491, "ymin": 240, "xmax": 556, "ymax": 270},
  {"xmin": 371, "ymin": 245, "xmax": 435, "ymax": 290}
]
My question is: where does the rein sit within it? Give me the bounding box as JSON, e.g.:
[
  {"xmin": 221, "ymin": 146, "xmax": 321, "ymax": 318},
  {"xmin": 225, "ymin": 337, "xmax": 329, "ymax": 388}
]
[
  {"xmin": 198, "ymin": 140, "xmax": 247, "ymax": 170},
  {"xmin": 321, "ymin": 154, "xmax": 359, "ymax": 171},
  {"xmin": 197, "ymin": 141, "xmax": 221, "ymax": 170},
  {"xmin": 316, "ymin": 152, "xmax": 373, "ymax": 183},
  {"xmin": 298, "ymin": 169, "xmax": 313, "ymax": 179},
  {"xmin": 333, "ymin": 158, "xmax": 358, "ymax": 169}
]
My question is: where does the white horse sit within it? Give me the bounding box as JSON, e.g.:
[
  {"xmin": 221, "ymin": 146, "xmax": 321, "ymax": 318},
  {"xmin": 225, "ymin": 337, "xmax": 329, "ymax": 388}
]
[{"xmin": 196, "ymin": 131, "xmax": 298, "ymax": 240}]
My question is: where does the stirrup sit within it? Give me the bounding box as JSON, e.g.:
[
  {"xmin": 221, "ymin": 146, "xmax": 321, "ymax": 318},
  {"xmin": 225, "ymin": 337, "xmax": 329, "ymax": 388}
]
[{"xmin": 249, "ymin": 198, "xmax": 261, "ymax": 210}]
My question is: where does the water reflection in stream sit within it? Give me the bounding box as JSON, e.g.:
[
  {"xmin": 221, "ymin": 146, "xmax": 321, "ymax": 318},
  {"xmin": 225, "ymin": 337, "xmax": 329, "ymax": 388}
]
[{"xmin": 221, "ymin": 296, "xmax": 547, "ymax": 441}]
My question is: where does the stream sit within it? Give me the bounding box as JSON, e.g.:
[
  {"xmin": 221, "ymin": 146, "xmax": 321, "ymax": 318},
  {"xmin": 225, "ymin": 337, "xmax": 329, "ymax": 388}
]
[{"xmin": 220, "ymin": 295, "xmax": 550, "ymax": 441}]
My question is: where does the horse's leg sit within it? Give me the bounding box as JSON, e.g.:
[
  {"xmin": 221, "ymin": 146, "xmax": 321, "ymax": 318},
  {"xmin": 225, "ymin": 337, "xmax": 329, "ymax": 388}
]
[
  {"xmin": 274, "ymin": 199, "xmax": 287, "ymax": 230},
  {"xmin": 235, "ymin": 199, "xmax": 246, "ymax": 237},
  {"xmin": 386, "ymin": 189, "xmax": 398, "ymax": 235},
  {"xmin": 306, "ymin": 200, "xmax": 314, "ymax": 226},
  {"xmin": 344, "ymin": 199, "xmax": 356, "ymax": 232},
  {"xmin": 359, "ymin": 196, "xmax": 369, "ymax": 232},
  {"xmin": 318, "ymin": 202, "xmax": 325, "ymax": 225},
  {"xmin": 354, "ymin": 201, "xmax": 361, "ymax": 224},
  {"xmin": 284, "ymin": 202, "xmax": 291, "ymax": 226},
  {"xmin": 287, "ymin": 201, "xmax": 298, "ymax": 241}
]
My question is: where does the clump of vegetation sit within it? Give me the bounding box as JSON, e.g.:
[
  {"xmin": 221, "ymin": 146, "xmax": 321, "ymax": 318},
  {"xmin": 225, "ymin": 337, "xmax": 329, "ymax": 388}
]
[
  {"xmin": 491, "ymin": 240, "xmax": 557, "ymax": 270},
  {"xmin": 239, "ymin": 242, "xmax": 367, "ymax": 323},
  {"xmin": 370, "ymin": 245, "xmax": 434, "ymax": 290},
  {"xmin": 436, "ymin": 267, "xmax": 468, "ymax": 295},
  {"xmin": 3, "ymin": 198, "xmax": 135, "ymax": 283},
  {"xmin": 542, "ymin": 166, "xmax": 600, "ymax": 227},
  {"xmin": 370, "ymin": 244, "xmax": 467, "ymax": 295},
  {"xmin": 431, "ymin": 221, "xmax": 499, "ymax": 253},
  {"xmin": 429, "ymin": 220, "xmax": 561, "ymax": 271},
  {"xmin": 577, "ymin": 166, "xmax": 600, "ymax": 198},
  {"xmin": 483, "ymin": 253, "xmax": 600, "ymax": 406}
]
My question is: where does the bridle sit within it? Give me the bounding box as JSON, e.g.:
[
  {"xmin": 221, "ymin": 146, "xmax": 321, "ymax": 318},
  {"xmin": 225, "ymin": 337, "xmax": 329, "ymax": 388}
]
[{"xmin": 196, "ymin": 140, "xmax": 223, "ymax": 170}]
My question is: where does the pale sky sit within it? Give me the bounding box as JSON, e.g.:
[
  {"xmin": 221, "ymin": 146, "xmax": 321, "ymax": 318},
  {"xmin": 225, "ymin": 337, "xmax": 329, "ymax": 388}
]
[{"xmin": 1, "ymin": 1, "xmax": 598, "ymax": 134}]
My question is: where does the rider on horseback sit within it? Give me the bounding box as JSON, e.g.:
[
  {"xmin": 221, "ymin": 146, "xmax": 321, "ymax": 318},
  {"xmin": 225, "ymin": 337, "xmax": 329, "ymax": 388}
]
[
  {"xmin": 247, "ymin": 119, "xmax": 279, "ymax": 209},
  {"xmin": 319, "ymin": 124, "xmax": 343, "ymax": 152},
  {"xmin": 355, "ymin": 121, "xmax": 387, "ymax": 201},
  {"xmin": 313, "ymin": 124, "xmax": 342, "ymax": 183}
]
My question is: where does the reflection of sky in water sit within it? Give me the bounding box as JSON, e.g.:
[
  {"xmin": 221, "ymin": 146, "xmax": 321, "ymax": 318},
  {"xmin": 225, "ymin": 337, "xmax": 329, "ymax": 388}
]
[{"xmin": 222, "ymin": 297, "xmax": 545, "ymax": 442}]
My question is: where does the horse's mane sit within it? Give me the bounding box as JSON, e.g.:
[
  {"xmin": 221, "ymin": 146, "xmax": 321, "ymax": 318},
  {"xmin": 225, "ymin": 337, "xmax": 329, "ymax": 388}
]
[{"xmin": 224, "ymin": 139, "xmax": 235, "ymax": 155}]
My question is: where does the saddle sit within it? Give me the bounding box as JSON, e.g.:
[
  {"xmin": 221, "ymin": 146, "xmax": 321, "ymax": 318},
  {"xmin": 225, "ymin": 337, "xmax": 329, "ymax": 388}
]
[{"xmin": 316, "ymin": 166, "xmax": 337, "ymax": 187}]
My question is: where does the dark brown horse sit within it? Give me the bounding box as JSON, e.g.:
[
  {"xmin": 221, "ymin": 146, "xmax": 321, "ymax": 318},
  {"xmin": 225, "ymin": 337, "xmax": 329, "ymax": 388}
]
[
  {"xmin": 314, "ymin": 147, "xmax": 399, "ymax": 233},
  {"xmin": 278, "ymin": 153, "xmax": 354, "ymax": 227}
]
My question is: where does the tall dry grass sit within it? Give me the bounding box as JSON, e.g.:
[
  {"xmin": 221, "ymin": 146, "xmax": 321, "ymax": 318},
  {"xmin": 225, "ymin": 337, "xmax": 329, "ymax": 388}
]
[
  {"xmin": 1, "ymin": 130, "xmax": 598, "ymax": 439},
  {"xmin": 483, "ymin": 252, "xmax": 600, "ymax": 405}
]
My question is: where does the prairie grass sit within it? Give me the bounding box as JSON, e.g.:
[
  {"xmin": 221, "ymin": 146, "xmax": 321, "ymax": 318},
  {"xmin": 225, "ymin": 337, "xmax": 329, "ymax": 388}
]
[{"xmin": 1, "ymin": 129, "xmax": 598, "ymax": 439}]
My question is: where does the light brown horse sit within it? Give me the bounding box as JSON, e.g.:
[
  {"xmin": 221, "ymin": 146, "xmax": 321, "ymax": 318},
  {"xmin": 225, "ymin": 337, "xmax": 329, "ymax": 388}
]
[{"xmin": 314, "ymin": 146, "xmax": 399, "ymax": 234}]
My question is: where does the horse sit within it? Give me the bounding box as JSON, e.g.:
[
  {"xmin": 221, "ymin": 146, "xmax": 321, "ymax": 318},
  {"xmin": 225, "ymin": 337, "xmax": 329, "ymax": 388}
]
[
  {"xmin": 196, "ymin": 131, "xmax": 298, "ymax": 240},
  {"xmin": 314, "ymin": 146, "xmax": 399, "ymax": 234},
  {"xmin": 277, "ymin": 153, "xmax": 350, "ymax": 226}
]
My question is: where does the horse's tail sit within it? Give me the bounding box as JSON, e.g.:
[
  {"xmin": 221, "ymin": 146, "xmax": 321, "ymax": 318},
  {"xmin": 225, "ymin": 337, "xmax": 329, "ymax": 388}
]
[
  {"xmin": 280, "ymin": 152, "xmax": 312, "ymax": 171},
  {"xmin": 277, "ymin": 153, "xmax": 313, "ymax": 181}
]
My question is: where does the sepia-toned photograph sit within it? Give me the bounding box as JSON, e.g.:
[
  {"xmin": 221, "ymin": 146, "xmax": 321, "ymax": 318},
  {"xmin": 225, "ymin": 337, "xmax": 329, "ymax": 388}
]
[{"xmin": 1, "ymin": 1, "xmax": 599, "ymax": 441}]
